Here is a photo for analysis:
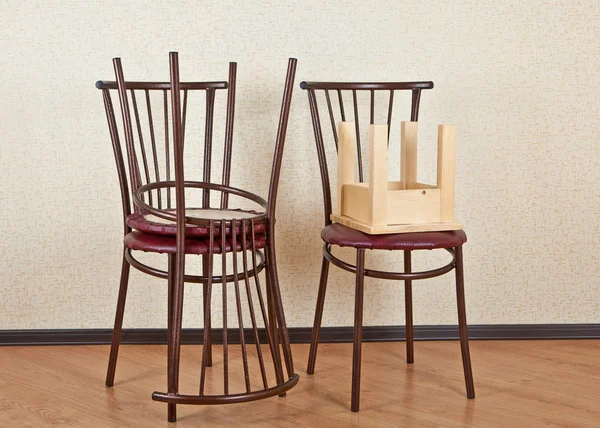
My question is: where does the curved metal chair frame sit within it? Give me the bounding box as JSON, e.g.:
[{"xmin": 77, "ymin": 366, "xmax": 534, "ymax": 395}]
[
  {"xmin": 127, "ymin": 183, "xmax": 268, "ymax": 283},
  {"xmin": 324, "ymin": 245, "xmax": 456, "ymax": 281},
  {"xmin": 301, "ymin": 81, "xmax": 475, "ymax": 412},
  {"xmin": 97, "ymin": 54, "xmax": 299, "ymax": 421}
]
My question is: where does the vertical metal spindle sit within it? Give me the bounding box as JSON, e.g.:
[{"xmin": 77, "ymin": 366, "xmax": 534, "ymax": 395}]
[
  {"xmin": 232, "ymin": 222, "xmax": 251, "ymax": 392},
  {"xmin": 101, "ymin": 89, "xmax": 131, "ymax": 232},
  {"xmin": 324, "ymin": 89, "xmax": 338, "ymax": 151},
  {"xmin": 163, "ymin": 89, "xmax": 171, "ymax": 208},
  {"xmin": 130, "ymin": 90, "xmax": 152, "ymax": 206},
  {"xmin": 199, "ymin": 221, "xmax": 214, "ymax": 395},
  {"xmin": 308, "ymin": 90, "xmax": 333, "ymax": 226},
  {"xmin": 181, "ymin": 89, "xmax": 188, "ymax": 147},
  {"xmin": 221, "ymin": 62, "xmax": 237, "ymax": 209},
  {"xmin": 145, "ymin": 89, "xmax": 162, "ymax": 208},
  {"xmin": 352, "ymin": 90, "xmax": 363, "ymax": 182},
  {"xmin": 241, "ymin": 219, "xmax": 269, "ymax": 388},
  {"xmin": 411, "ymin": 89, "xmax": 422, "ymax": 122},
  {"xmin": 337, "ymin": 89, "xmax": 345, "ymax": 121},
  {"xmin": 112, "ymin": 58, "xmax": 142, "ymax": 209},
  {"xmin": 251, "ymin": 219, "xmax": 284, "ymax": 385},
  {"xmin": 203, "ymin": 89, "xmax": 216, "ymax": 208},
  {"xmin": 221, "ymin": 221, "xmax": 228, "ymax": 394},
  {"xmin": 370, "ymin": 89, "xmax": 375, "ymax": 125},
  {"xmin": 387, "ymin": 90, "xmax": 394, "ymax": 141}
]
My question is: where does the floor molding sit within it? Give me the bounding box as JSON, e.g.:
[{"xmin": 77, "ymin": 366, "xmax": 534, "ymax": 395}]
[{"xmin": 1, "ymin": 324, "xmax": 599, "ymax": 346}]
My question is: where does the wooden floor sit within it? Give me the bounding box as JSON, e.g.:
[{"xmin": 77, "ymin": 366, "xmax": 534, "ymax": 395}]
[{"xmin": 1, "ymin": 340, "xmax": 599, "ymax": 427}]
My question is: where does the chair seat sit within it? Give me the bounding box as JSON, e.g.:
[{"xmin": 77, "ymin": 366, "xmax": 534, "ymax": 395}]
[
  {"xmin": 322, "ymin": 223, "xmax": 467, "ymax": 251},
  {"xmin": 125, "ymin": 231, "xmax": 267, "ymax": 255},
  {"xmin": 127, "ymin": 208, "xmax": 267, "ymax": 237}
]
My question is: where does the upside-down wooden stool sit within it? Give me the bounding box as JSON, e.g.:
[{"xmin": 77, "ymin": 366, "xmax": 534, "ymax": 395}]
[
  {"xmin": 332, "ymin": 121, "xmax": 462, "ymax": 234},
  {"xmin": 301, "ymin": 81, "xmax": 475, "ymax": 412},
  {"xmin": 98, "ymin": 53, "xmax": 299, "ymax": 422}
]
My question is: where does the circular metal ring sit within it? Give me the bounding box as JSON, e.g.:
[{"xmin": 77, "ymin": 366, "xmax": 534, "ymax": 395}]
[
  {"xmin": 133, "ymin": 181, "xmax": 268, "ymax": 226},
  {"xmin": 324, "ymin": 244, "xmax": 456, "ymax": 280},
  {"xmin": 125, "ymin": 248, "xmax": 265, "ymax": 284}
]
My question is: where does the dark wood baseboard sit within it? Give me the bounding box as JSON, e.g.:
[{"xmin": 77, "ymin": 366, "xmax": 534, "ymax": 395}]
[{"xmin": 1, "ymin": 324, "xmax": 599, "ymax": 346}]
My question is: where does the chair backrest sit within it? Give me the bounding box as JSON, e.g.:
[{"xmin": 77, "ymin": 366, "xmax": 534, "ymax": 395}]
[
  {"xmin": 99, "ymin": 55, "xmax": 297, "ymax": 233},
  {"xmin": 97, "ymin": 58, "xmax": 237, "ymax": 234},
  {"xmin": 300, "ymin": 81, "xmax": 434, "ymax": 226}
]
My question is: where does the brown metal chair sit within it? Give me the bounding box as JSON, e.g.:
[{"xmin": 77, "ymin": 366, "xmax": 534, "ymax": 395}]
[
  {"xmin": 97, "ymin": 53, "xmax": 298, "ymax": 421},
  {"xmin": 300, "ymin": 81, "xmax": 475, "ymax": 411}
]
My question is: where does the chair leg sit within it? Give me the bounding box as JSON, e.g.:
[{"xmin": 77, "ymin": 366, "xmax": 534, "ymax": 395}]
[
  {"xmin": 167, "ymin": 252, "xmax": 185, "ymax": 422},
  {"xmin": 264, "ymin": 251, "xmax": 286, "ymax": 393},
  {"xmin": 166, "ymin": 253, "xmax": 176, "ymax": 421},
  {"xmin": 455, "ymin": 245, "xmax": 475, "ymax": 399},
  {"xmin": 266, "ymin": 244, "xmax": 295, "ymax": 380},
  {"xmin": 166, "ymin": 253, "xmax": 175, "ymax": 420},
  {"xmin": 307, "ymin": 255, "xmax": 330, "ymax": 374},
  {"xmin": 404, "ymin": 250, "xmax": 414, "ymax": 364},
  {"xmin": 266, "ymin": 265, "xmax": 278, "ymax": 361},
  {"xmin": 202, "ymin": 255, "xmax": 212, "ymax": 367},
  {"xmin": 351, "ymin": 249, "xmax": 366, "ymax": 412},
  {"xmin": 106, "ymin": 247, "xmax": 131, "ymax": 387}
]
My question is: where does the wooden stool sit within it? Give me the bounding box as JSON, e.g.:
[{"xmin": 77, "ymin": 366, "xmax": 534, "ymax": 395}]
[{"xmin": 332, "ymin": 121, "xmax": 462, "ymax": 234}]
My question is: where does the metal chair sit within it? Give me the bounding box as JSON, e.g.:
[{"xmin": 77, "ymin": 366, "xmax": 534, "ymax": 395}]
[
  {"xmin": 97, "ymin": 53, "xmax": 298, "ymax": 421},
  {"xmin": 300, "ymin": 81, "xmax": 475, "ymax": 411}
]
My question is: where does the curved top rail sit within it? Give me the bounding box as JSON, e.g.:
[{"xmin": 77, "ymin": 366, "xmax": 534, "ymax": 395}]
[
  {"xmin": 95, "ymin": 81, "xmax": 228, "ymax": 90},
  {"xmin": 300, "ymin": 81, "xmax": 434, "ymax": 90}
]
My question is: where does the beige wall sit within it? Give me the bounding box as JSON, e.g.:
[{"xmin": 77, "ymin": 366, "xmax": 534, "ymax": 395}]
[{"xmin": 1, "ymin": 0, "xmax": 599, "ymax": 330}]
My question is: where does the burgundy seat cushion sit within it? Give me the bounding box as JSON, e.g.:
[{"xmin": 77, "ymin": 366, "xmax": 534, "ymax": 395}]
[
  {"xmin": 125, "ymin": 231, "xmax": 267, "ymax": 255},
  {"xmin": 127, "ymin": 209, "xmax": 267, "ymax": 237},
  {"xmin": 322, "ymin": 223, "xmax": 467, "ymax": 251}
]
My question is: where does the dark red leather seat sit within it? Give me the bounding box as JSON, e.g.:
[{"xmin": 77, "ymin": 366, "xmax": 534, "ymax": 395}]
[
  {"xmin": 124, "ymin": 231, "xmax": 267, "ymax": 254},
  {"xmin": 321, "ymin": 223, "xmax": 467, "ymax": 251},
  {"xmin": 126, "ymin": 210, "xmax": 267, "ymax": 237}
]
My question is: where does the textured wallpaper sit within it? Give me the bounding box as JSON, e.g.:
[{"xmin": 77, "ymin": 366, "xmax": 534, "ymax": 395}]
[{"xmin": 1, "ymin": 0, "xmax": 599, "ymax": 330}]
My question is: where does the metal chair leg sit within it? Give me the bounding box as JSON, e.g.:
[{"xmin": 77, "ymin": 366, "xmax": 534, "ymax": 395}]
[
  {"xmin": 167, "ymin": 253, "xmax": 175, "ymax": 405},
  {"xmin": 351, "ymin": 249, "xmax": 366, "ymax": 412},
  {"xmin": 168, "ymin": 252, "xmax": 186, "ymax": 422},
  {"xmin": 106, "ymin": 247, "xmax": 131, "ymax": 387},
  {"xmin": 404, "ymin": 250, "xmax": 414, "ymax": 364},
  {"xmin": 266, "ymin": 263, "xmax": 278, "ymax": 359},
  {"xmin": 455, "ymin": 245, "xmax": 475, "ymax": 399},
  {"xmin": 266, "ymin": 243, "xmax": 295, "ymax": 379},
  {"xmin": 307, "ymin": 255, "xmax": 330, "ymax": 374},
  {"xmin": 264, "ymin": 250, "xmax": 286, "ymax": 392}
]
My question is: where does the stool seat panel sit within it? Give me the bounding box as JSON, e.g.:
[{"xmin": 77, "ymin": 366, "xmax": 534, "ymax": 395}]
[
  {"xmin": 127, "ymin": 208, "xmax": 267, "ymax": 237},
  {"xmin": 322, "ymin": 223, "xmax": 467, "ymax": 250},
  {"xmin": 124, "ymin": 231, "xmax": 267, "ymax": 254}
]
